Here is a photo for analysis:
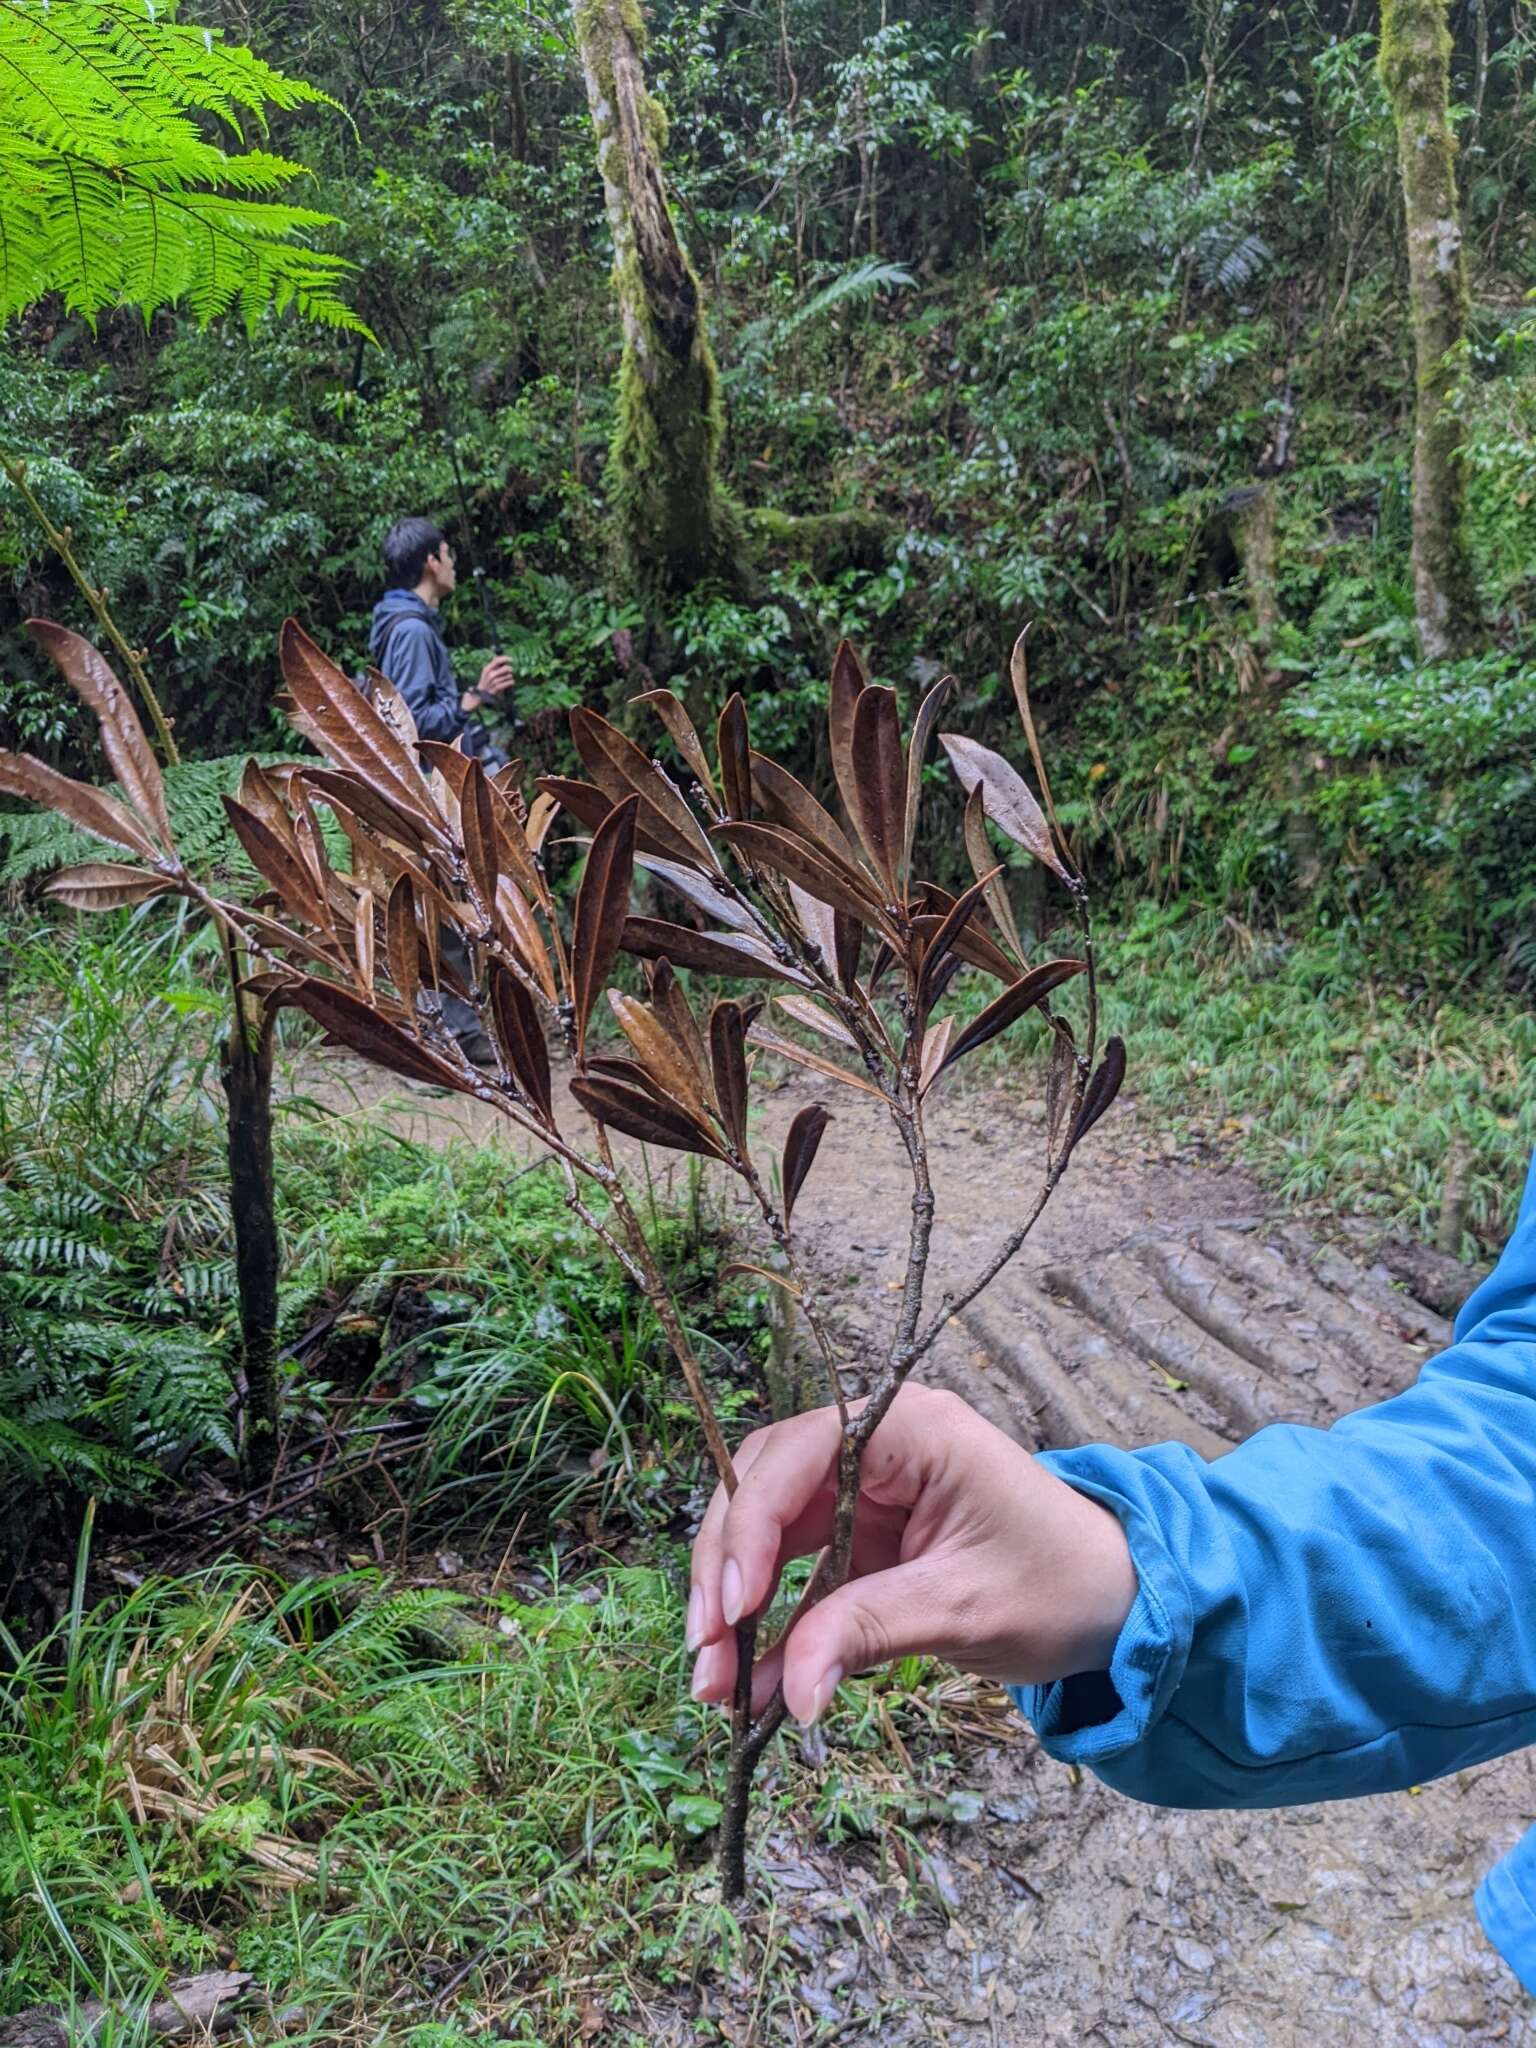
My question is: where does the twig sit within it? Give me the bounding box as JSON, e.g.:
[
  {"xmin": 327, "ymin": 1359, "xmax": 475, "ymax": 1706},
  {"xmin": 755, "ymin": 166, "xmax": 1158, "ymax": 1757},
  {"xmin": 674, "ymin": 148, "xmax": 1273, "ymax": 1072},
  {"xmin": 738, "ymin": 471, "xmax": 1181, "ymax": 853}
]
[{"xmin": 2, "ymin": 452, "xmax": 181, "ymax": 763}]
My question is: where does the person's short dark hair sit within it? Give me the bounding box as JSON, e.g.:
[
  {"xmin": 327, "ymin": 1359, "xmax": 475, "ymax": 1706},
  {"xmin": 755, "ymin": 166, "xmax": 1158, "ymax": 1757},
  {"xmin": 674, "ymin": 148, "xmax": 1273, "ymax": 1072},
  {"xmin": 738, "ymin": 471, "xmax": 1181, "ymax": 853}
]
[{"xmin": 382, "ymin": 516, "xmax": 447, "ymax": 588}]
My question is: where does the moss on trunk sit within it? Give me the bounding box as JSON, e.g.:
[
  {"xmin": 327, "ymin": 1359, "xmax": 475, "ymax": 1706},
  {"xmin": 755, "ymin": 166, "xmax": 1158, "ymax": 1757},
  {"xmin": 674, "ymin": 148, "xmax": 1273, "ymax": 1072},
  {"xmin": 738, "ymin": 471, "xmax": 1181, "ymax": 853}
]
[
  {"xmin": 1379, "ymin": 0, "xmax": 1482, "ymax": 658},
  {"xmin": 573, "ymin": 0, "xmax": 746, "ymax": 605}
]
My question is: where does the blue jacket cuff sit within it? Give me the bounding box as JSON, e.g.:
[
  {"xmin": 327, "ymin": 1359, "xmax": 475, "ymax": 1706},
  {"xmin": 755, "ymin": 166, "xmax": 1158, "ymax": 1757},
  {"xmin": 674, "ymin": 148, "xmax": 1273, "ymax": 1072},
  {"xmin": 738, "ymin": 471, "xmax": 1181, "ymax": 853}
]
[
  {"xmin": 1010, "ymin": 1447, "xmax": 1197, "ymax": 1765},
  {"xmin": 1478, "ymin": 1831, "xmax": 1536, "ymax": 1996}
]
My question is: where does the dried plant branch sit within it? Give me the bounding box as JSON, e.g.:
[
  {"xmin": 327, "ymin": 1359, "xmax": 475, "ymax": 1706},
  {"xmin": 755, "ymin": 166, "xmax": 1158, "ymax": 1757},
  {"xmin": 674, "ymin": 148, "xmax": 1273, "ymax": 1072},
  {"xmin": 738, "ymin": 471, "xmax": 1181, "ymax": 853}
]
[{"xmin": 4, "ymin": 611, "xmax": 1126, "ymax": 1905}]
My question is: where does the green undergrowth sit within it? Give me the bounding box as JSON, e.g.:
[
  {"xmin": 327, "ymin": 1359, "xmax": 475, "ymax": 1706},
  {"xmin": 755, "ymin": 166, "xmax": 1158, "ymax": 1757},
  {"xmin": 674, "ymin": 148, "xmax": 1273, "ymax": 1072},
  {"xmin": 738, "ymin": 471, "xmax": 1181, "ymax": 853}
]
[
  {"xmin": 914, "ymin": 894, "xmax": 1534, "ymax": 1256},
  {"xmin": 0, "ymin": 910, "xmax": 764, "ymax": 1550},
  {"xmin": 0, "ymin": 1556, "xmax": 988, "ymax": 2041},
  {"xmin": 1098, "ymin": 903, "xmax": 1536, "ymax": 1255}
]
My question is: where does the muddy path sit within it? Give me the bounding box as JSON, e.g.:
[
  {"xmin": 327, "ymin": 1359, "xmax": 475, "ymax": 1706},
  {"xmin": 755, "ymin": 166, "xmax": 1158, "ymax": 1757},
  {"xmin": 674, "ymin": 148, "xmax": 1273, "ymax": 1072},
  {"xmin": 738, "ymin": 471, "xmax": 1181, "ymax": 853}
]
[{"xmin": 296, "ymin": 1050, "xmax": 1534, "ymax": 2045}]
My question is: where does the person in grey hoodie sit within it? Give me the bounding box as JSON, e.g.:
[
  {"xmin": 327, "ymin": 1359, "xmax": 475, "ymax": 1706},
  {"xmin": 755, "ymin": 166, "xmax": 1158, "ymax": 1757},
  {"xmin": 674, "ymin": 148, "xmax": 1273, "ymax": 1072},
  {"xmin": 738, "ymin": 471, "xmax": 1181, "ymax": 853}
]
[
  {"xmin": 368, "ymin": 516, "xmax": 515, "ymax": 761},
  {"xmin": 368, "ymin": 517, "xmax": 515, "ymax": 1062}
]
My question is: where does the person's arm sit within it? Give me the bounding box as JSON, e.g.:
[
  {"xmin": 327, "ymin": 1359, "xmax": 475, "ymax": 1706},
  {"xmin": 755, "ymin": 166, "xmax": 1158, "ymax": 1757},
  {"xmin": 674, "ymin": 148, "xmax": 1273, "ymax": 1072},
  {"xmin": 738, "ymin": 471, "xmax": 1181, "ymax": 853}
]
[
  {"xmin": 1018, "ymin": 1159, "xmax": 1536, "ymax": 1810},
  {"xmin": 382, "ymin": 619, "xmax": 464, "ymax": 744}
]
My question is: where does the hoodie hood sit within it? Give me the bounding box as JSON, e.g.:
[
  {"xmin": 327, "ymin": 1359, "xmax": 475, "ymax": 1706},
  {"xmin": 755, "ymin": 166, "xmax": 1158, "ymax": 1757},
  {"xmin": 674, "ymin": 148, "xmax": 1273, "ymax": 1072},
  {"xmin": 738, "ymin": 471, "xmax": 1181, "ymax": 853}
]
[{"xmin": 369, "ymin": 588, "xmax": 442, "ymax": 661}]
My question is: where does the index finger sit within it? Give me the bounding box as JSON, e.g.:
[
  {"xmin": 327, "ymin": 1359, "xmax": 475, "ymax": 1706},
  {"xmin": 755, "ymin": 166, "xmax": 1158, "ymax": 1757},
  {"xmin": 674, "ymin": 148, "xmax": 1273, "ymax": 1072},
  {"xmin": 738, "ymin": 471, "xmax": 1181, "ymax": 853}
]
[{"xmin": 689, "ymin": 1404, "xmax": 846, "ymax": 1649}]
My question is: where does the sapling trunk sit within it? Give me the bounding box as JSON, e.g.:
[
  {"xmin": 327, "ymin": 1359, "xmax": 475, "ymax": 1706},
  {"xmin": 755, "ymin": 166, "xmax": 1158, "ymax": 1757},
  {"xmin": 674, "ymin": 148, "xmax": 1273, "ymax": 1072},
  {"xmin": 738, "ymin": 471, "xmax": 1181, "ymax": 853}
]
[{"xmin": 220, "ymin": 967, "xmax": 281, "ymax": 1480}]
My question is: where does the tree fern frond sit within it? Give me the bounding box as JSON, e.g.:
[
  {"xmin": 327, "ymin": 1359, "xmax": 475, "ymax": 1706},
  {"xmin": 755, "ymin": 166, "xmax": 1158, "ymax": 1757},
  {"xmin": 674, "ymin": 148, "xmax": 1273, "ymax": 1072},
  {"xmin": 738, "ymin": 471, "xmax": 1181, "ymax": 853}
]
[{"xmin": 0, "ymin": 0, "xmax": 364, "ymax": 331}]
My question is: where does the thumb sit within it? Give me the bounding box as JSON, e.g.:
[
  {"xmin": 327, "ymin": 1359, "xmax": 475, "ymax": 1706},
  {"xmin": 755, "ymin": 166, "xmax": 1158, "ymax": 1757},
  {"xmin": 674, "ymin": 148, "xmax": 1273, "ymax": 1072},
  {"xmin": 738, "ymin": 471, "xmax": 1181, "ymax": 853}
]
[{"xmin": 778, "ymin": 1556, "xmax": 956, "ymax": 1725}]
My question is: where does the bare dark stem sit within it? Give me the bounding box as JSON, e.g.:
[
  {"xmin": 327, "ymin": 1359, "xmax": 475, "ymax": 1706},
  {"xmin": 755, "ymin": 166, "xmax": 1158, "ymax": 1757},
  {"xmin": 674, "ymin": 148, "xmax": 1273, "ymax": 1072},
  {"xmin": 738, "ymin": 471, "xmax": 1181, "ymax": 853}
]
[{"xmin": 219, "ymin": 956, "xmax": 280, "ymax": 1480}]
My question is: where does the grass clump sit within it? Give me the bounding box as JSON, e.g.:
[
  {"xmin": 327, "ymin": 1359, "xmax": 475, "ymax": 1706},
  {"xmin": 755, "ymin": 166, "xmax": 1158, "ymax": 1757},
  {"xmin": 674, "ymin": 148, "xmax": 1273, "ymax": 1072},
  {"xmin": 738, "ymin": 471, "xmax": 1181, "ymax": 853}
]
[{"xmin": 0, "ymin": 1556, "xmax": 989, "ymax": 2040}]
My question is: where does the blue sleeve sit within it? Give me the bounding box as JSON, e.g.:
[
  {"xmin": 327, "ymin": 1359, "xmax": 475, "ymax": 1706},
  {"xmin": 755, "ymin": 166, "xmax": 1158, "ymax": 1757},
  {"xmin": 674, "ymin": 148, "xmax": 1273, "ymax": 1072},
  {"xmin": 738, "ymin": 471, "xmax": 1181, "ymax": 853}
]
[
  {"xmin": 383, "ymin": 620, "xmax": 462, "ymax": 745},
  {"xmin": 1014, "ymin": 1155, "xmax": 1536, "ymax": 1809}
]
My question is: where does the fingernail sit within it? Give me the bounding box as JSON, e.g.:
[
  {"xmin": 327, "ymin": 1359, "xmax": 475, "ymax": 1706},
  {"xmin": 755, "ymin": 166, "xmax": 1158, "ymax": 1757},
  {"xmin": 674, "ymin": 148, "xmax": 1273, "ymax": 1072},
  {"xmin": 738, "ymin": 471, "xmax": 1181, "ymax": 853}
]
[
  {"xmin": 721, "ymin": 1558, "xmax": 744, "ymax": 1626},
  {"xmin": 805, "ymin": 1663, "xmax": 843, "ymax": 1726},
  {"xmin": 685, "ymin": 1586, "xmax": 704, "ymax": 1652},
  {"xmin": 690, "ymin": 1653, "xmax": 710, "ymax": 1701}
]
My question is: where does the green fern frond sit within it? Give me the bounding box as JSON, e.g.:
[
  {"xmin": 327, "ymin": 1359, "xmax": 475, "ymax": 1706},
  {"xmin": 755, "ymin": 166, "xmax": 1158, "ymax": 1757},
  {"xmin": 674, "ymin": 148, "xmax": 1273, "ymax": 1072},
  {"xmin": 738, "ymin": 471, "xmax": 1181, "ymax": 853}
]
[{"xmin": 0, "ymin": 0, "xmax": 365, "ymax": 332}]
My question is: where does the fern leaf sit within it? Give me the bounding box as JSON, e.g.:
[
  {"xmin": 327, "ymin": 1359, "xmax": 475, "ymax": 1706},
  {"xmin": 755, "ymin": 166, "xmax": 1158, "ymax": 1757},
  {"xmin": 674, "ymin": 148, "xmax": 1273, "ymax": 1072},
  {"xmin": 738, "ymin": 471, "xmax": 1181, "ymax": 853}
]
[{"xmin": 0, "ymin": 0, "xmax": 365, "ymax": 332}]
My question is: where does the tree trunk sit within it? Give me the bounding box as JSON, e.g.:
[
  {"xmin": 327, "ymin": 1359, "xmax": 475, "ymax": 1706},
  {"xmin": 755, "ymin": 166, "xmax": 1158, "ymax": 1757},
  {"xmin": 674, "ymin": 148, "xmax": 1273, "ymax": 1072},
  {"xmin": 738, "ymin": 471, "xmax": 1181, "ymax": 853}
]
[
  {"xmin": 1379, "ymin": 0, "xmax": 1482, "ymax": 658},
  {"xmin": 221, "ymin": 993, "xmax": 280, "ymax": 1479},
  {"xmin": 572, "ymin": 0, "xmax": 745, "ymax": 606}
]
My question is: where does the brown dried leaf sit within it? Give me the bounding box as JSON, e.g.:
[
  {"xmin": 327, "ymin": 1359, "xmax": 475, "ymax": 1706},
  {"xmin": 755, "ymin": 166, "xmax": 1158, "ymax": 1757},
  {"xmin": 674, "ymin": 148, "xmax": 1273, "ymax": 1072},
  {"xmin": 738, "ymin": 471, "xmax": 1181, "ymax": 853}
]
[
  {"xmin": 525, "ymin": 791, "xmax": 558, "ymax": 852},
  {"xmin": 42, "ymin": 862, "xmax": 170, "ymax": 911},
  {"xmin": 239, "ymin": 760, "xmax": 308, "ymax": 866},
  {"xmin": 846, "ymin": 685, "xmax": 905, "ymax": 899},
  {"xmin": 222, "ymin": 795, "xmax": 327, "ymax": 925},
  {"xmin": 494, "ymin": 877, "xmax": 557, "ymax": 1001},
  {"xmin": 785, "ymin": 881, "xmax": 838, "ymax": 974},
  {"xmin": 486, "ymin": 779, "xmax": 550, "ymax": 908},
  {"xmin": 709, "ymin": 1000, "xmax": 750, "ymax": 1157},
  {"xmin": 746, "ymin": 1021, "xmax": 884, "ymax": 1098},
  {"xmin": 1009, "ymin": 629, "xmax": 1072, "ymax": 873},
  {"xmin": 0, "ymin": 750, "xmax": 159, "ymax": 861},
  {"xmin": 962, "ymin": 783, "xmax": 1027, "ymax": 967},
  {"xmin": 917, "ymin": 1014, "xmax": 955, "ymax": 1096},
  {"xmin": 284, "ymin": 975, "xmax": 473, "ymax": 1092},
  {"xmin": 716, "ymin": 694, "xmax": 752, "ymax": 823},
  {"xmin": 720, "ymin": 1260, "xmax": 803, "ymax": 1300},
  {"xmin": 634, "ymin": 689, "xmax": 720, "ymax": 806},
  {"xmin": 916, "ymin": 867, "xmax": 1001, "ymax": 1014},
  {"xmin": 300, "ymin": 766, "xmax": 435, "ymax": 856},
  {"xmin": 773, "ymin": 992, "xmax": 859, "ymax": 1049},
  {"xmin": 782, "ymin": 1102, "xmax": 833, "ymax": 1228},
  {"xmin": 637, "ymin": 852, "xmax": 759, "ymax": 933},
  {"xmin": 569, "ymin": 1073, "xmax": 726, "ymax": 1159},
  {"xmin": 610, "ymin": 991, "xmax": 713, "ymax": 1126},
  {"xmin": 912, "ymin": 885, "xmax": 1019, "ymax": 982},
  {"xmin": 1067, "ymin": 1035, "xmax": 1127, "ymax": 1151},
  {"xmin": 648, "ymin": 959, "xmax": 712, "ymax": 1100},
  {"xmin": 939, "ymin": 732, "xmax": 1066, "ymax": 880},
  {"xmin": 620, "ymin": 917, "xmax": 814, "ymax": 987},
  {"xmin": 460, "ymin": 757, "xmax": 500, "ymax": 912},
  {"xmin": 937, "ymin": 959, "xmax": 1087, "ymax": 1076},
  {"xmin": 1045, "ymin": 1015, "xmax": 1078, "ymax": 1160},
  {"xmin": 572, "ymin": 794, "xmax": 638, "ymax": 1057},
  {"xmin": 535, "ymin": 773, "xmax": 704, "ymax": 871},
  {"xmin": 26, "ymin": 620, "xmax": 172, "ymax": 849},
  {"xmin": 834, "ymin": 911, "xmax": 863, "ymax": 994},
  {"xmin": 712, "ymin": 821, "xmax": 888, "ymax": 929},
  {"xmin": 385, "ymin": 875, "xmax": 421, "ymax": 1014},
  {"xmin": 280, "ymin": 620, "xmax": 442, "ymax": 836},
  {"xmin": 490, "ymin": 958, "xmax": 554, "ymax": 1120},
  {"xmin": 749, "ymin": 753, "xmax": 863, "ymax": 875},
  {"xmin": 828, "ymin": 640, "xmax": 865, "ymax": 823},
  {"xmin": 417, "ymin": 740, "xmax": 474, "ymax": 802},
  {"xmin": 353, "ymin": 888, "xmax": 376, "ymax": 996},
  {"xmin": 571, "ymin": 707, "xmax": 717, "ymax": 870},
  {"xmin": 902, "ymin": 672, "xmax": 954, "ymax": 886}
]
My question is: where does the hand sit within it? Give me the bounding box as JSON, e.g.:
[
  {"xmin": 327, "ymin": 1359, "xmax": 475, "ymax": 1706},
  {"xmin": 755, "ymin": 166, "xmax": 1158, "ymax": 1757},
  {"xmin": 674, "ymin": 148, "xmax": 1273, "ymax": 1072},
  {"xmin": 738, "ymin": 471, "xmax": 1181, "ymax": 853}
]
[
  {"xmin": 477, "ymin": 654, "xmax": 516, "ymax": 697},
  {"xmin": 686, "ymin": 1384, "xmax": 1136, "ymax": 1725}
]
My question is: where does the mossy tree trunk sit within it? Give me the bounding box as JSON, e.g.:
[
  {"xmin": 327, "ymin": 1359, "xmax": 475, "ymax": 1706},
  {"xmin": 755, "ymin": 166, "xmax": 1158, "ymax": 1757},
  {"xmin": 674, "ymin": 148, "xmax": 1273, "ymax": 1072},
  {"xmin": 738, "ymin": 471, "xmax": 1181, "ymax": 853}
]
[
  {"xmin": 1379, "ymin": 0, "xmax": 1482, "ymax": 658},
  {"xmin": 573, "ymin": 0, "xmax": 746, "ymax": 607}
]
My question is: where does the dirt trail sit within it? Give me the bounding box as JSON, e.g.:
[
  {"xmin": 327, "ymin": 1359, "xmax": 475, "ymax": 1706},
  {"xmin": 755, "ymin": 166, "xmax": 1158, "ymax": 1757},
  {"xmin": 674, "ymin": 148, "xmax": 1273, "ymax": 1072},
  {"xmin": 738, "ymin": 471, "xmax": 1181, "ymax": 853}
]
[{"xmin": 301, "ymin": 1051, "xmax": 1535, "ymax": 2045}]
